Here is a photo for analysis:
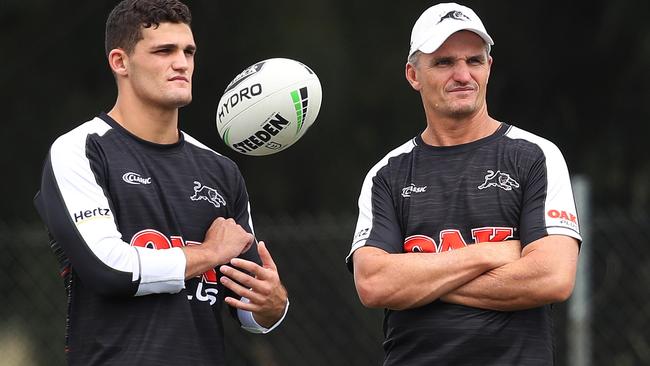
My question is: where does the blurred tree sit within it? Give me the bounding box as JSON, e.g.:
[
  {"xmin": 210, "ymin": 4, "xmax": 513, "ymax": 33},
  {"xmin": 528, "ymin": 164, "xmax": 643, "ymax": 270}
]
[{"xmin": 3, "ymin": 0, "xmax": 650, "ymax": 224}]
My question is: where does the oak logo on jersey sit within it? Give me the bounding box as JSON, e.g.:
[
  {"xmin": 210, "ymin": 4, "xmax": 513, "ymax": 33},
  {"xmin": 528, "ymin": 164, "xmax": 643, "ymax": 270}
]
[
  {"xmin": 403, "ymin": 227, "xmax": 514, "ymax": 253},
  {"xmin": 401, "ymin": 183, "xmax": 427, "ymax": 198},
  {"xmin": 478, "ymin": 170, "xmax": 520, "ymax": 191},
  {"xmin": 547, "ymin": 209, "xmax": 579, "ymax": 231},
  {"xmin": 190, "ymin": 181, "xmax": 227, "ymax": 208},
  {"xmin": 122, "ymin": 172, "xmax": 152, "ymax": 185}
]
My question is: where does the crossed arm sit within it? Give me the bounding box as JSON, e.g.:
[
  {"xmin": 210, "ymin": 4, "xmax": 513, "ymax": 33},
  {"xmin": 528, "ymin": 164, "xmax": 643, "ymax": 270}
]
[{"xmin": 352, "ymin": 235, "xmax": 579, "ymax": 311}]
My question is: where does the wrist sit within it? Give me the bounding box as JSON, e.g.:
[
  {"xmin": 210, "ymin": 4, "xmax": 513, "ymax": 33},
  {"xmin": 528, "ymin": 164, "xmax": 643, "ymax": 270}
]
[
  {"xmin": 181, "ymin": 245, "xmax": 213, "ymax": 279},
  {"xmin": 240, "ymin": 298, "xmax": 290, "ymax": 333}
]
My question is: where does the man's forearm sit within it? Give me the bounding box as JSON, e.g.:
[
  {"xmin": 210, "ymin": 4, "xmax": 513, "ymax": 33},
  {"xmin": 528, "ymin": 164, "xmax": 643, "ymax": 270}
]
[
  {"xmin": 353, "ymin": 241, "xmax": 520, "ymax": 310},
  {"xmin": 441, "ymin": 236, "xmax": 579, "ymax": 311}
]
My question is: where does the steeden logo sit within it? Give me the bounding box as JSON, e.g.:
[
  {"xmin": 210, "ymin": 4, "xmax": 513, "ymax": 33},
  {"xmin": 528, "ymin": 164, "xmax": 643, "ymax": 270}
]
[{"xmin": 122, "ymin": 172, "xmax": 152, "ymax": 185}]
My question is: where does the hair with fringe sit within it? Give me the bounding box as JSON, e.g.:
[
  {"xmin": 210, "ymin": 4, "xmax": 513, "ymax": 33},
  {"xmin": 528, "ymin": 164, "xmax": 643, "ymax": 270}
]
[{"xmin": 105, "ymin": 0, "xmax": 191, "ymax": 57}]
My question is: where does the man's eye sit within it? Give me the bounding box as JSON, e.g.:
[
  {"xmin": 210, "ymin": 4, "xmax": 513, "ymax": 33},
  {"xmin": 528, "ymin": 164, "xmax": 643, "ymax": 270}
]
[
  {"xmin": 468, "ymin": 57, "xmax": 484, "ymax": 65},
  {"xmin": 435, "ymin": 59, "xmax": 453, "ymax": 67}
]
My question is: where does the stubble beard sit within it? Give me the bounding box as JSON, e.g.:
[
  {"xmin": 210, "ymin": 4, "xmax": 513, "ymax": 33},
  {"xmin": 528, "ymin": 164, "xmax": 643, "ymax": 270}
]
[
  {"xmin": 160, "ymin": 88, "xmax": 192, "ymax": 109},
  {"xmin": 440, "ymin": 99, "xmax": 479, "ymax": 120}
]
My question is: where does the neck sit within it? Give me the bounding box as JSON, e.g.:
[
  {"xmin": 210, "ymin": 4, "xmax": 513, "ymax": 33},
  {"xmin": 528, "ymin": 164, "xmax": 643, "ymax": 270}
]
[
  {"xmin": 108, "ymin": 95, "xmax": 180, "ymax": 144},
  {"xmin": 420, "ymin": 105, "xmax": 500, "ymax": 147}
]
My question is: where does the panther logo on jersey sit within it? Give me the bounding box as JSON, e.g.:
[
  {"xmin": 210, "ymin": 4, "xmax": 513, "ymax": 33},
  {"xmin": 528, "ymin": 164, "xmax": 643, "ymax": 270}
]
[
  {"xmin": 190, "ymin": 181, "xmax": 227, "ymax": 208},
  {"xmin": 478, "ymin": 170, "xmax": 520, "ymax": 191}
]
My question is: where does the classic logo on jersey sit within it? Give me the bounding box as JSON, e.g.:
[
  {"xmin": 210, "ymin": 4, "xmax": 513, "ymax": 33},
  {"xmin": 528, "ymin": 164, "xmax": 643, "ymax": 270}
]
[
  {"xmin": 73, "ymin": 207, "xmax": 112, "ymax": 224},
  {"xmin": 130, "ymin": 229, "xmax": 219, "ymax": 305},
  {"xmin": 190, "ymin": 181, "xmax": 226, "ymax": 208},
  {"xmin": 478, "ymin": 170, "xmax": 520, "ymax": 191},
  {"xmin": 403, "ymin": 227, "xmax": 514, "ymax": 253},
  {"xmin": 437, "ymin": 10, "xmax": 470, "ymax": 24},
  {"xmin": 547, "ymin": 209, "xmax": 579, "ymax": 231},
  {"xmin": 122, "ymin": 172, "xmax": 152, "ymax": 185},
  {"xmin": 401, "ymin": 183, "xmax": 427, "ymax": 198}
]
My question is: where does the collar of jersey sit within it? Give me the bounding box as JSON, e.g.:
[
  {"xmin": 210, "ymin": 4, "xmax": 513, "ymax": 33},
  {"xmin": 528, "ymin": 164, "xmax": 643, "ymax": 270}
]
[
  {"xmin": 98, "ymin": 112, "xmax": 185, "ymax": 151},
  {"xmin": 414, "ymin": 122, "xmax": 510, "ymax": 155}
]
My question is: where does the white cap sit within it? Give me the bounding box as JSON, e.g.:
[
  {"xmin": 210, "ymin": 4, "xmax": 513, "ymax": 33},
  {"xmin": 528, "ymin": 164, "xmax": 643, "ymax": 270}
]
[{"xmin": 408, "ymin": 3, "xmax": 494, "ymax": 58}]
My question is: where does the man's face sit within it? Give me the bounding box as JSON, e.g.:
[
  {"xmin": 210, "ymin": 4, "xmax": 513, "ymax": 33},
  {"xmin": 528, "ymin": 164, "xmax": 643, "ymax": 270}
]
[
  {"xmin": 410, "ymin": 31, "xmax": 492, "ymax": 120},
  {"xmin": 126, "ymin": 22, "xmax": 196, "ymax": 109}
]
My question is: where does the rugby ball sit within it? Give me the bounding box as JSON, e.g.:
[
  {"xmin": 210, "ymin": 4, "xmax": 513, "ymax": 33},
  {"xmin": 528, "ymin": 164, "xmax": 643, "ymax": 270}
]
[{"xmin": 216, "ymin": 58, "xmax": 322, "ymax": 156}]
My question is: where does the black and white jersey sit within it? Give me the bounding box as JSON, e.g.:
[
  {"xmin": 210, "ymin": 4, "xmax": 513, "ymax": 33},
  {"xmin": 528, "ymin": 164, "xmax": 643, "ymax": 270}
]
[
  {"xmin": 347, "ymin": 123, "xmax": 581, "ymax": 366},
  {"xmin": 35, "ymin": 113, "xmax": 261, "ymax": 366}
]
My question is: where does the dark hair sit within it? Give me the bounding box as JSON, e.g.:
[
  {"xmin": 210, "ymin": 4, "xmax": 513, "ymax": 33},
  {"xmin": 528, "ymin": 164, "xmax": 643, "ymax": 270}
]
[{"xmin": 105, "ymin": 0, "xmax": 192, "ymax": 57}]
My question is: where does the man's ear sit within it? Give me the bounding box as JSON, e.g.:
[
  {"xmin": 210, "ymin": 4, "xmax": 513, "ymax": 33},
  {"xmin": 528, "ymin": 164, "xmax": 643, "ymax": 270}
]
[
  {"xmin": 486, "ymin": 55, "xmax": 493, "ymax": 83},
  {"xmin": 108, "ymin": 49, "xmax": 129, "ymax": 76},
  {"xmin": 405, "ymin": 62, "xmax": 421, "ymax": 91}
]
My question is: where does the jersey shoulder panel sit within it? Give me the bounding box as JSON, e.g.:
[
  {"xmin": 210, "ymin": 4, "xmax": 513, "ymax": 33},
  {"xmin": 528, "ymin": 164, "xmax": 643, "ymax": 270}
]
[
  {"xmin": 51, "ymin": 117, "xmax": 112, "ymax": 153},
  {"xmin": 347, "ymin": 138, "xmax": 417, "ymax": 268},
  {"xmin": 182, "ymin": 131, "xmax": 223, "ymax": 156},
  {"xmin": 504, "ymin": 125, "xmax": 564, "ymax": 163},
  {"xmin": 368, "ymin": 138, "xmax": 418, "ymax": 180},
  {"xmin": 505, "ymin": 125, "xmax": 581, "ymax": 241},
  {"xmin": 183, "ymin": 131, "xmax": 244, "ymax": 174}
]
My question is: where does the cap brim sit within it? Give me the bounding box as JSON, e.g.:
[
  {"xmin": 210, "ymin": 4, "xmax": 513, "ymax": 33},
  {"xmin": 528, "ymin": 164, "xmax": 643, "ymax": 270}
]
[{"xmin": 411, "ymin": 28, "xmax": 494, "ymax": 56}]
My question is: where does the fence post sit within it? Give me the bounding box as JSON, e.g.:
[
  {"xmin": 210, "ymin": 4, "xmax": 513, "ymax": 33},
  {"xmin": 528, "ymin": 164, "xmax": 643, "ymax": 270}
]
[{"xmin": 568, "ymin": 175, "xmax": 592, "ymax": 366}]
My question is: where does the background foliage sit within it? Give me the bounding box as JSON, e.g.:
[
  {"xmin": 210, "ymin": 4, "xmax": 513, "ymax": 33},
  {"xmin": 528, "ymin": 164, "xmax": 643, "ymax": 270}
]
[
  {"xmin": 2, "ymin": 0, "xmax": 650, "ymax": 222},
  {"xmin": 2, "ymin": 1, "xmax": 649, "ymax": 365}
]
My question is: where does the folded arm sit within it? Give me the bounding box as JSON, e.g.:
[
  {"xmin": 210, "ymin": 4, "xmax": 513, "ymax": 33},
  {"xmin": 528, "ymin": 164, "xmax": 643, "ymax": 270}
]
[
  {"xmin": 352, "ymin": 240, "xmax": 521, "ymax": 310},
  {"xmin": 440, "ymin": 235, "xmax": 579, "ymax": 311}
]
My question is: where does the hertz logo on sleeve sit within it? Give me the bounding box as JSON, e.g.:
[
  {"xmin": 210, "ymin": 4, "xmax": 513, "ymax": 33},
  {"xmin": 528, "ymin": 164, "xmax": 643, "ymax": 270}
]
[{"xmin": 73, "ymin": 207, "xmax": 112, "ymax": 223}]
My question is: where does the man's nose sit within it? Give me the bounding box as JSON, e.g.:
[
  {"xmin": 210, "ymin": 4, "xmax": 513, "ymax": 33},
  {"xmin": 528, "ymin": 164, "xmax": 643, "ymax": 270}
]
[
  {"xmin": 172, "ymin": 51, "xmax": 189, "ymax": 70},
  {"xmin": 451, "ymin": 61, "xmax": 472, "ymax": 83}
]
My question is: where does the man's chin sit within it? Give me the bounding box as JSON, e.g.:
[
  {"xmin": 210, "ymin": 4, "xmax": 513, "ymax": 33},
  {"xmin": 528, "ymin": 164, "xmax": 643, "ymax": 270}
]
[
  {"xmin": 446, "ymin": 105, "xmax": 477, "ymax": 119},
  {"xmin": 168, "ymin": 95, "xmax": 192, "ymax": 109}
]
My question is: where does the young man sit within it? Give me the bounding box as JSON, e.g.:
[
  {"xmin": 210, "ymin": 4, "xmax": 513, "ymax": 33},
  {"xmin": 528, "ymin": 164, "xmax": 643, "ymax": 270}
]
[
  {"xmin": 34, "ymin": 1, "xmax": 288, "ymax": 365},
  {"xmin": 347, "ymin": 3, "xmax": 581, "ymax": 365}
]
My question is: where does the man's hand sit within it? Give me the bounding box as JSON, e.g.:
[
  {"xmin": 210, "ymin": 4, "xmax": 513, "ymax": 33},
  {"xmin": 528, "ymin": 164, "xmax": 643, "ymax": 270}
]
[
  {"xmin": 203, "ymin": 217, "xmax": 254, "ymax": 263},
  {"xmin": 219, "ymin": 241, "xmax": 288, "ymax": 329},
  {"xmin": 182, "ymin": 217, "xmax": 253, "ymax": 279}
]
